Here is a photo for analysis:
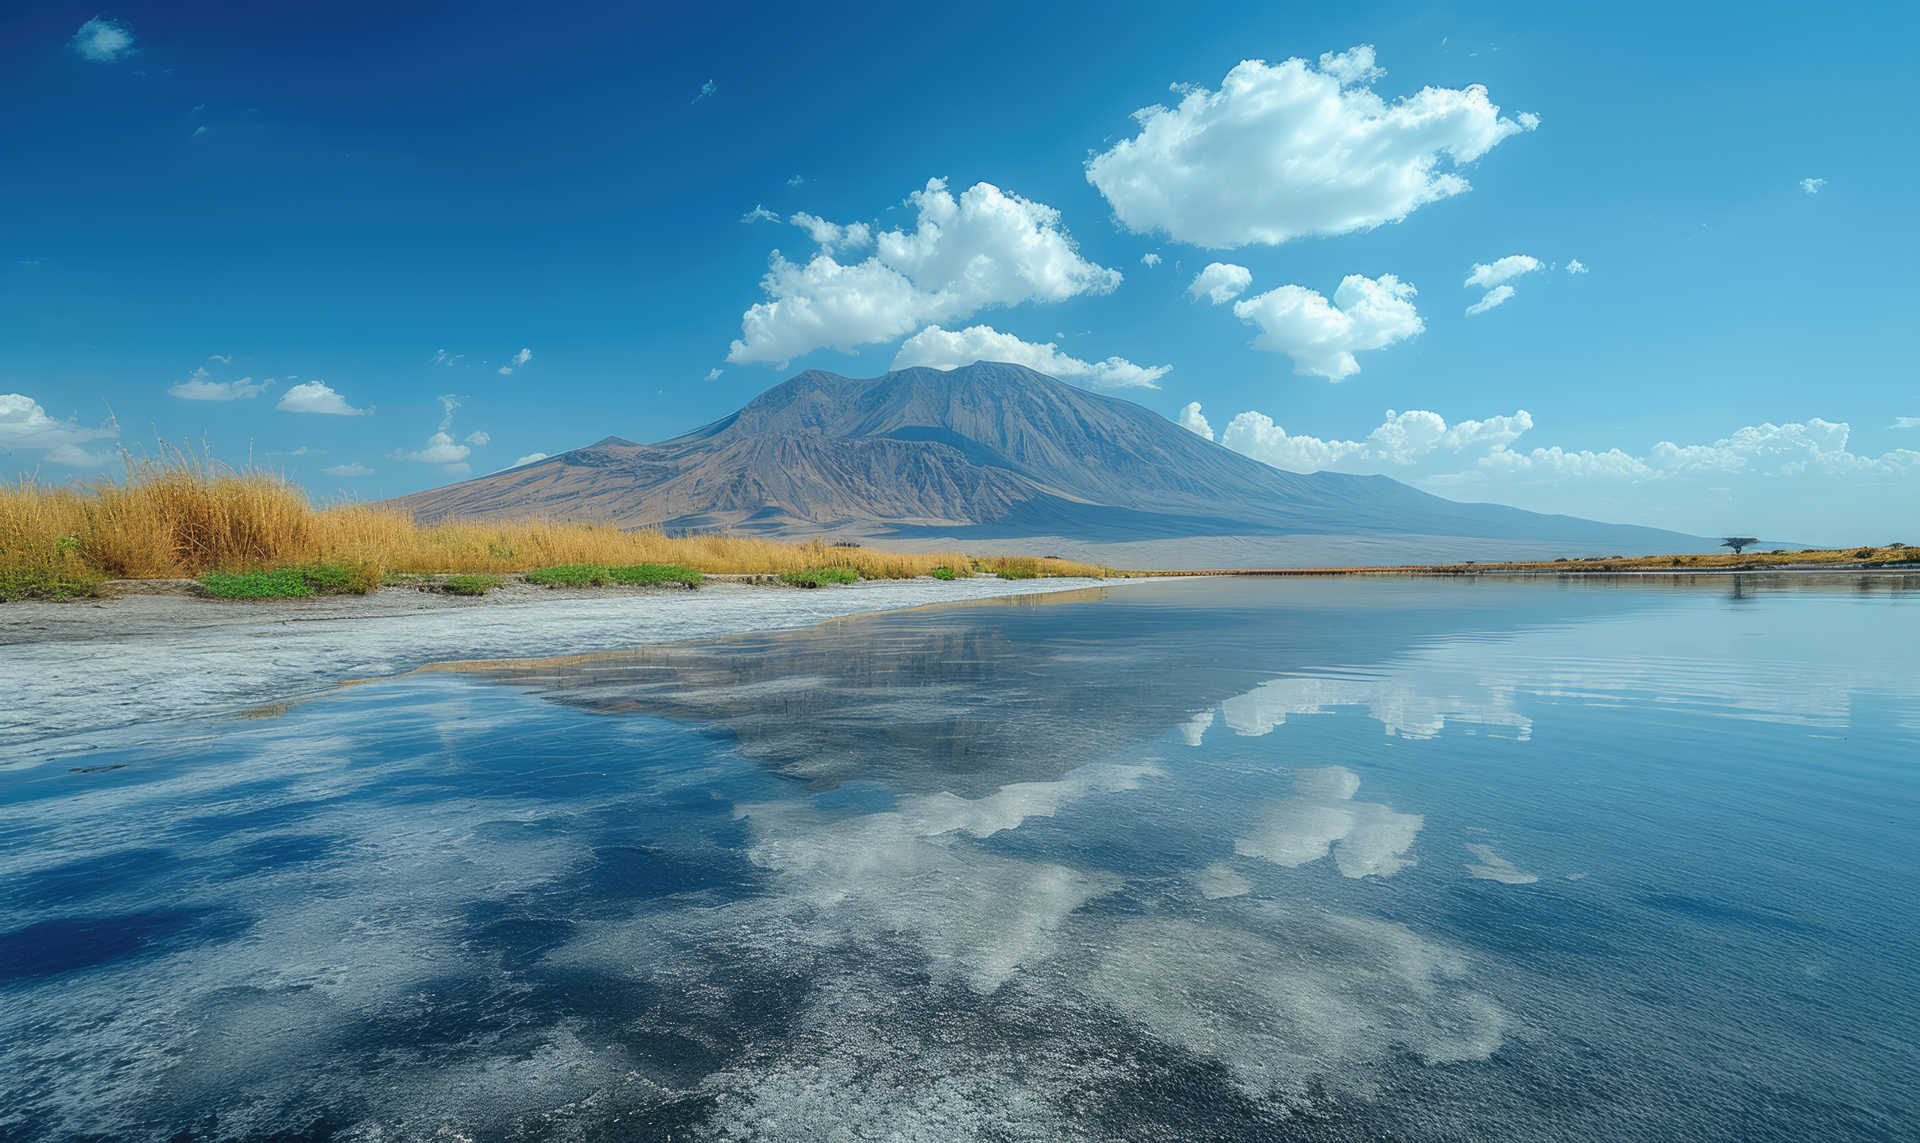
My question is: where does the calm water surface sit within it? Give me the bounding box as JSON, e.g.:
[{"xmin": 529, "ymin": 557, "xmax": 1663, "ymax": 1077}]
[{"xmin": 2, "ymin": 574, "xmax": 1916, "ymax": 1141}]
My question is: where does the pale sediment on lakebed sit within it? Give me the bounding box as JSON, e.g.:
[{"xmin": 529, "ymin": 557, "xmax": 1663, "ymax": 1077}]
[{"xmin": 0, "ymin": 576, "xmax": 1121, "ymax": 758}]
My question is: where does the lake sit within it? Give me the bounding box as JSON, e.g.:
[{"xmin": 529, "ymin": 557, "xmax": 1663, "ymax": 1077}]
[{"xmin": 2, "ymin": 573, "xmax": 1915, "ymax": 1141}]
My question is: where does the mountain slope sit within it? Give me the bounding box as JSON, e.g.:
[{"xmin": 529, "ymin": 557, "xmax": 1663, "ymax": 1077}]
[{"xmin": 388, "ymin": 361, "xmax": 1713, "ymax": 558}]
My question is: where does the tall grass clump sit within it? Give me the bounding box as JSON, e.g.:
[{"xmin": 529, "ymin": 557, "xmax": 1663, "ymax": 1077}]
[{"xmin": 0, "ymin": 478, "xmax": 105, "ymax": 600}]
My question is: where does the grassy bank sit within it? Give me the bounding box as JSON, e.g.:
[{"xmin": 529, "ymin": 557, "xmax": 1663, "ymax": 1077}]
[
  {"xmin": 1164, "ymin": 543, "xmax": 1918, "ymax": 577},
  {"xmin": 0, "ymin": 457, "xmax": 1122, "ymax": 600}
]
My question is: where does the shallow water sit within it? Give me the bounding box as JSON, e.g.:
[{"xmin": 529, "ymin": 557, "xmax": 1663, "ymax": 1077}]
[{"xmin": 2, "ymin": 573, "xmax": 1916, "ymax": 1141}]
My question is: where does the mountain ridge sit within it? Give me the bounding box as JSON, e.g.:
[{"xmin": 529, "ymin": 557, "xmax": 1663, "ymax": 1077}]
[{"xmin": 387, "ymin": 362, "xmax": 1719, "ymax": 563}]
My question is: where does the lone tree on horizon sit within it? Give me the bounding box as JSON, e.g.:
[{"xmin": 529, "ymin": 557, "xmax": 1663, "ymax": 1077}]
[{"xmin": 1721, "ymin": 536, "xmax": 1759, "ymax": 555}]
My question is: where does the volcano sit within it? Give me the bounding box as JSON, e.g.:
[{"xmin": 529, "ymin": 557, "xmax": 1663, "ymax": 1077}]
[{"xmin": 387, "ymin": 362, "xmax": 1711, "ymax": 565}]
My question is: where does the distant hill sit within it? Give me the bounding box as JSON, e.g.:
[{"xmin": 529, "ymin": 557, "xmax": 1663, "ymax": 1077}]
[{"xmin": 387, "ymin": 361, "xmax": 1720, "ymax": 565}]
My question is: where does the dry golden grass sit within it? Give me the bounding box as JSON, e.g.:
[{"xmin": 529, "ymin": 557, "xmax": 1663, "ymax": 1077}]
[{"xmin": 0, "ymin": 451, "xmax": 1122, "ymax": 592}]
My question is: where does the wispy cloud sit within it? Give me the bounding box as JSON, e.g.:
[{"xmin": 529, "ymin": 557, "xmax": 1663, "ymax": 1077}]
[
  {"xmin": 740, "ymin": 204, "xmax": 779, "ymax": 223},
  {"xmin": 71, "ymin": 17, "xmax": 135, "ymax": 63},
  {"xmin": 893, "ymin": 324, "xmax": 1169, "ymax": 390},
  {"xmin": 322, "ymin": 463, "xmax": 373, "ymax": 477},
  {"xmin": 495, "ymin": 347, "xmax": 532, "ymax": 375},
  {"xmin": 1462, "ymin": 254, "xmax": 1543, "ymax": 315},
  {"xmin": 169, "ymin": 367, "xmax": 272, "ymax": 401},
  {"xmin": 1800, "ymin": 177, "xmax": 1827, "ymax": 195},
  {"xmin": 1465, "ymin": 285, "xmax": 1515, "ymax": 316},
  {"xmin": 692, "ymin": 78, "xmax": 716, "ymax": 104}
]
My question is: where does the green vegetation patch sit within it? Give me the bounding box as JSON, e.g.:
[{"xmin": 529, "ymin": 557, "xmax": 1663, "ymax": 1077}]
[
  {"xmin": 779, "ymin": 566, "xmax": 861, "ymax": 588},
  {"xmin": 524, "ymin": 563, "xmax": 612, "ymax": 587},
  {"xmin": 442, "ymin": 574, "xmax": 505, "ymax": 596},
  {"xmin": 199, "ymin": 562, "xmax": 378, "ymax": 600},
  {"xmin": 608, "ymin": 563, "xmax": 704, "ymax": 588},
  {"xmin": 929, "ymin": 566, "xmax": 958, "ymax": 581},
  {"xmin": 0, "ymin": 566, "xmax": 107, "ymax": 603},
  {"xmin": 526, "ymin": 562, "xmax": 704, "ymax": 588}
]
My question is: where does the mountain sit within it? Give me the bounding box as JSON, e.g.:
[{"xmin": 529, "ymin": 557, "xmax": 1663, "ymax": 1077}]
[{"xmin": 387, "ymin": 362, "xmax": 1716, "ymax": 565}]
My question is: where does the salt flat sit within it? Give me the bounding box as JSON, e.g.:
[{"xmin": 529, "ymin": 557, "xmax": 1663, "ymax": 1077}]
[{"xmin": 0, "ymin": 577, "xmax": 1111, "ymax": 758}]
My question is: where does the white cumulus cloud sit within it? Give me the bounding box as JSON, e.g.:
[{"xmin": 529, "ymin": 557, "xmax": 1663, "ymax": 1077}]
[
  {"xmin": 168, "ymin": 368, "xmax": 273, "ymax": 401},
  {"xmin": 1231, "ymin": 273, "xmax": 1422, "ymax": 381},
  {"xmin": 509, "ymin": 452, "xmax": 550, "ymax": 468},
  {"xmin": 892, "ymin": 324, "xmax": 1168, "ymax": 390},
  {"xmin": 791, "ymin": 212, "xmax": 873, "ymax": 252},
  {"xmin": 71, "ymin": 17, "xmax": 135, "ymax": 62},
  {"xmin": 1177, "ymin": 401, "xmax": 1214, "ymax": 440},
  {"xmin": 276, "ymin": 381, "xmax": 368, "ymax": 416},
  {"xmin": 1565, "ymin": 259, "xmax": 1588, "ymax": 275},
  {"xmin": 1221, "ymin": 407, "xmax": 1533, "ymax": 475},
  {"xmin": 727, "ymin": 178, "xmax": 1122, "ymax": 366},
  {"xmin": 463, "ymin": 430, "xmax": 490, "ymax": 446},
  {"xmin": 1141, "ymin": 252, "xmax": 1162, "ymax": 267},
  {"xmin": 1214, "ymin": 404, "xmax": 1920, "ymax": 536},
  {"xmin": 1189, "ymin": 262, "xmax": 1253, "ymax": 305},
  {"xmin": 1086, "ymin": 46, "xmax": 1536, "ymax": 249},
  {"xmin": 0, "ymin": 393, "xmax": 118, "ymax": 466},
  {"xmin": 1800, "ymin": 177, "xmax": 1827, "ymax": 195},
  {"xmin": 395, "ymin": 432, "xmax": 470, "ymax": 466}
]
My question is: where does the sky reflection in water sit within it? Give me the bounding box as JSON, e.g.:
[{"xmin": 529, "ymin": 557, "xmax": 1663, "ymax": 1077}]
[{"xmin": 1, "ymin": 574, "xmax": 1916, "ymax": 1141}]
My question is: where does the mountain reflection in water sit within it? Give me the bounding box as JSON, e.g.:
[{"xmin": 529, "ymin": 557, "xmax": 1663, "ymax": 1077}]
[{"xmin": 1, "ymin": 573, "xmax": 1914, "ymax": 1141}]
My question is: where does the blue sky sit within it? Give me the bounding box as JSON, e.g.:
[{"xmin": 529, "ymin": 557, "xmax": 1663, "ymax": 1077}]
[{"xmin": 4, "ymin": 1, "xmax": 1915, "ymax": 542}]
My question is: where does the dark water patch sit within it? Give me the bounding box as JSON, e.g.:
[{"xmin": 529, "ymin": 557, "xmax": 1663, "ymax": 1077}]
[
  {"xmin": 0, "ymin": 908, "xmax": 251, "ymax": 984},
  {"xmin": 1636, "ymin": 891, "xmax": 1825, "ymax": 935},
  {"xmin": 5, "ymin": 847, "xmax": 184, "ymax": 910},
  {"xmin": 221, "ymin": 832, "xmax": 341, "ymax": 872}
]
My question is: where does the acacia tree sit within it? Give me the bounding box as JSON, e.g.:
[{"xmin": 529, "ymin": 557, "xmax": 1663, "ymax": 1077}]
[{"xmin": 1721, "ymin": 536, "xmax": 1759, "ymax": 555}]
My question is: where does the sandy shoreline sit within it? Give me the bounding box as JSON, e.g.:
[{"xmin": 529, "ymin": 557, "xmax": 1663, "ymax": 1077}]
[{"xmin": 0, "ymin": 576, "xmax": 1128, "ymax": 758}]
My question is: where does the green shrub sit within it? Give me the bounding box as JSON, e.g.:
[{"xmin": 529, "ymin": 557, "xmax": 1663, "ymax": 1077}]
[
  {"xmin": 199, "ymin": 562, "xmax": 377, "ymax": 600},
  {"xmin": 779, "ymin": 566, "xmax": 861, "ymax": 588},
  {"xmin": 442, "ymin": 574, "xmax": 505, "ymax": 596},
  {"xmin": 0, "ymin": 566, "xmax": 106, "ymax": 602},
  {"xmin": 608, "ymin": 563, "xmax": 704, "ymax": 588},
  {"xmin": 525, "ymin": 563, "xmax": 612, "ymax": 587},
  {"xmin": 929, "ymin": 566, "xmax": 958, "ymax": 581}
]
